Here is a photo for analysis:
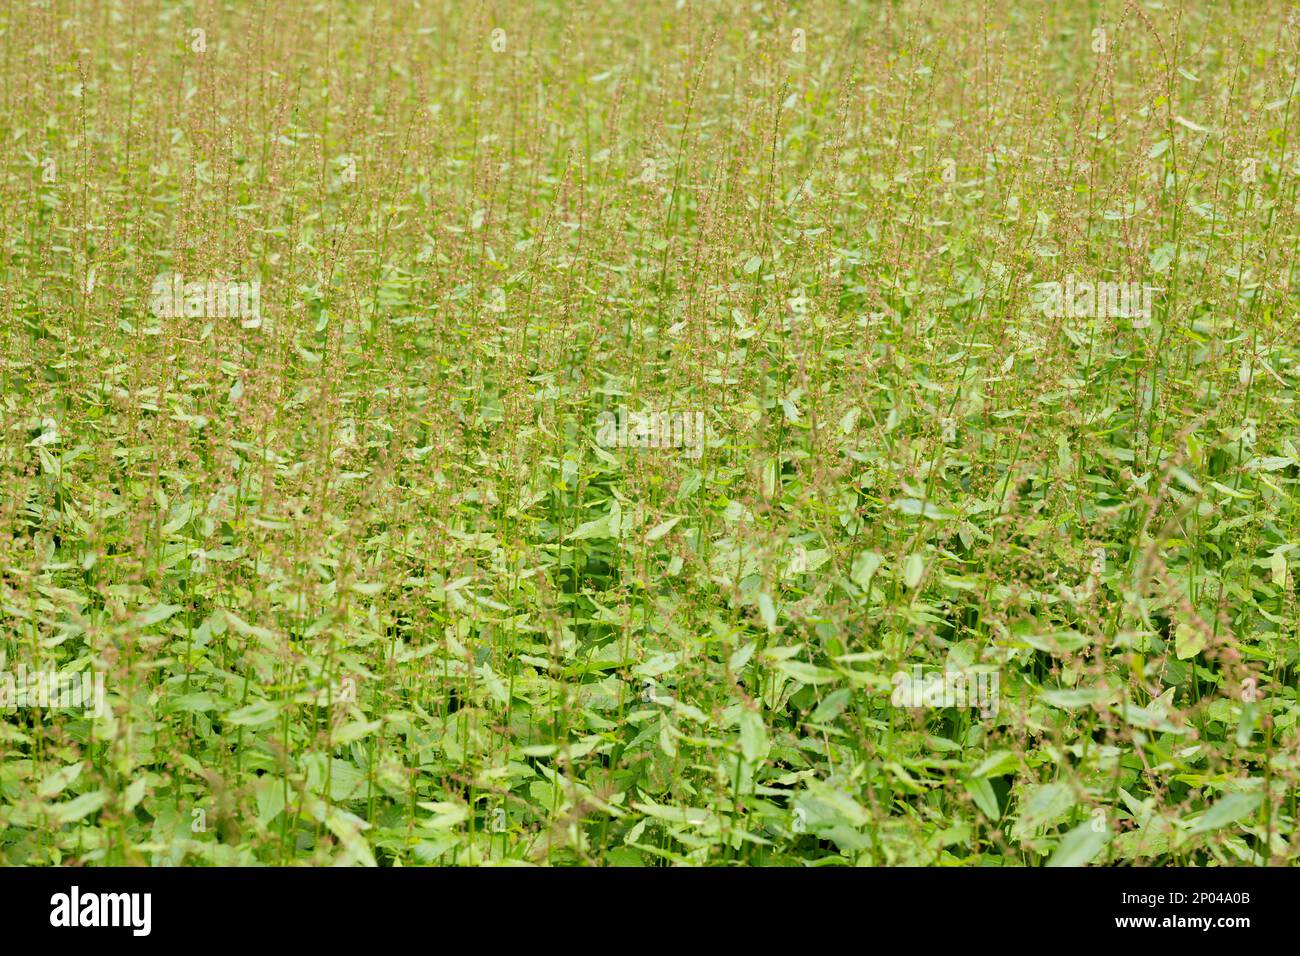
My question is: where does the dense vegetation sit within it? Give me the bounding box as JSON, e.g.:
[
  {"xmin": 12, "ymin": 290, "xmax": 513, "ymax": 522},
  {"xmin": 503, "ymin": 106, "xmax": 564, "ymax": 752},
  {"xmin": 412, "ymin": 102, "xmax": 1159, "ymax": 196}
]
[{"xmin": 2, "ymin": 0, "xmax": 1299, "ymax": 866}]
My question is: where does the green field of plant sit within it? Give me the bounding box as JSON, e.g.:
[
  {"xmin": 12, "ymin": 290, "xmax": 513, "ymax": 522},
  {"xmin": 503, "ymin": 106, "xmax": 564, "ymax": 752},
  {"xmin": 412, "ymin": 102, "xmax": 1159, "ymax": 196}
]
[{"xmin": 2, "ymin": 0, "xmax": 1298, "ymax": 866}]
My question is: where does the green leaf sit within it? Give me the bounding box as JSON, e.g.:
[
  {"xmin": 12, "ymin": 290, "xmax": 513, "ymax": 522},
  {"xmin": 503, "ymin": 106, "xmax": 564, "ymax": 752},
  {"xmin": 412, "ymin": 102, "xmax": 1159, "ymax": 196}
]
[
  {"xmin": 1016, "ymin": 783, "xmax": 1075, "ymax": 835},
  {"xmin": 970, "ymin": 749, "xmax": 1017, "ymax": 779},
  {"xmin": 1047, "ymin": 823, "xmax": 1109, "ymax": 867},
  {"xmin": 903, "ymin": 553, "xmax": 926, "ymax": 589},
  {"xmin": 133, "ymin": 602, "xmax": 183, "ymax": 629},
  {"xmin": 1270, "ymin": 548, "xmax": 1289, "ymax": 587},
  {"xmin": 226, "ymin": 699, "xmax": 282, "ymax": 726},
  {"xmin": 324, "ymin": 808, "xmax": 378, "ymax": 866},
  {"xmin": 839, "ymin": 406, "xmax": 861, "ymax": 434},
  {"xmin": 810, "ymin": 689, "xmax": 851, "ymax": 723},
  {"xmin": 738, "ymin": 709, "xmax": 768, "ymax": 762},
  {"xmin": 964, "ymin": 778, "xmax": 1001, "ymax": 820},
  {"xmin": 891, "ymin": 498, "xmax": 955, "ymax": 520},
  {"xmin": 1175, "ymin": 619, "xmax": 1206, "ymax": 660},
  {"xmin": 776, "ymin": 660, "xmax": 838, "ymax": 684},
  {"xmin": 567, "ymin": 511, "xmax": 614, "ymax": 540},
  {"xmin": 38, "ymin": 763, "xmax": 83, "ymax": 799},
  {"xmin": 123, "ymin": 777, "xmax": 148, "ymax": 815},
  {"xmin": 851, "ymin": 550, "xmax": 883, "ymax": 588},
  {"xmin": 646, "ymin": 516, "xmax": 681, "ymax": 541},
  {"xmin": 52, "ymin": 790, "xmax": 109, "ymax": 824},
  {"xmin": 1190, "ymin": 792, "xmax": 1261, "ymax": 833},
  {"xmin": 1149, "ymin": 243, "xmax": 1176, "ymax": 272},
  {"xmin": 1041, "ymin": 687, "xmax": 1111, "ymax": 709}
]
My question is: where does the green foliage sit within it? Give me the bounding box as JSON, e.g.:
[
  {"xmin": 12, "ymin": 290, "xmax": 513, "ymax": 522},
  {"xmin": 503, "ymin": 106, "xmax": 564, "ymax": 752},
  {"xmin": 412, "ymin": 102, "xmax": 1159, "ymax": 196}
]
[{"xmin": 1, "ymin": 0, "xmax": 1298, "ymax": 866}]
